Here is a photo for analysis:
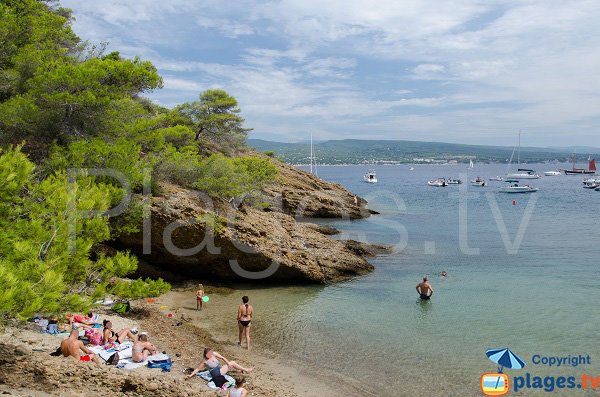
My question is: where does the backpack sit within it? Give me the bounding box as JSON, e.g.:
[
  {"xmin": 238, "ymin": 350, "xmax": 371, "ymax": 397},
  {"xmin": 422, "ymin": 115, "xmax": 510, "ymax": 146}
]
[
  {"xmin": 106, "ymin": 352, "xmax": 120, "ymax": 365},
  {"xmin": 112, "ymin": 301, "xmax": 131, "ymax": 314}
]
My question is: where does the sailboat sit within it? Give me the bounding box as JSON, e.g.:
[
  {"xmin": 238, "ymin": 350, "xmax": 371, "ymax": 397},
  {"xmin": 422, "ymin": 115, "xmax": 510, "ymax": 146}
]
[
  {"xmin": 468, "ymin": 159, "xmax": 474, "ymax": 169},
  {"xmin": 506, "ymin": 131, "xmax": 540, "ymax": 179},
  {"xmin": 309, "ymin": 133, "xmax": 317, "ymax": 176},
  {"xmin": 564, "ymin": 155, "xmax": 595, "ymax": 175}
]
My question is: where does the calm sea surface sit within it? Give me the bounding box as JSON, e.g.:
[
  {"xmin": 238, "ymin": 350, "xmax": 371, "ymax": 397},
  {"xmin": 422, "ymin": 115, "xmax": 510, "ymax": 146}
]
[{"xmin": 229, "ymin": 164, "xmax": 600, "ymax": 396}]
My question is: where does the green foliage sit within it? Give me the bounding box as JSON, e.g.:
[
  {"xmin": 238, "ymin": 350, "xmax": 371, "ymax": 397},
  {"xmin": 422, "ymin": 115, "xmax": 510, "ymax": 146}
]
[
  {"xmin": 195, "ymin": 154, "xmax": 278, "ymax": 200},
  {"xmin": 48, "ymin": 138, "xmax": 147, "ymax": 191},
  {"xmin": 153, "ymin": 144, "xmax": 203, "ymax": 188},
  {"xmin": 197, "ymin": 213, "xmax": 226, "ymax": 235},
  {"xmin": 111, "ymin": 278, "xmax": 171, "ymax": 299},
  {"xmin": 0, "ymin": 146, "xmax": 169, "ymax": 319},
  {"xmin": 176, "ymin": 89, "xmax": 251, "ymax": 153}
]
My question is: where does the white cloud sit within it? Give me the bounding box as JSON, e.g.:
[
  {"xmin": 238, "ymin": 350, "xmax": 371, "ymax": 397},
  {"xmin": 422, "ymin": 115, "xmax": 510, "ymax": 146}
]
[{"xmin": 60, "ymin": 0, "xmax": 600, "ymax": 145}]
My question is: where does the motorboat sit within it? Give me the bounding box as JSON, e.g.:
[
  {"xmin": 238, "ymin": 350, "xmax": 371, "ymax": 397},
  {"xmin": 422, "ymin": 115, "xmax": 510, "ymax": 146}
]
[
  {"xmin": 427, "ymin": 178, "xmax": 447, "ymax": 187},
  {"xmin": 471, "ymin": 176, "xmax": 486, "ymax": 187},
  {"xmin": 499, "ymin": 180, "xmax": 539, "ymax": 193},
  {"xmin": 489, "ymin": 176, "xmax": 504, "ymax": 181},
  {"xmin": 363, "ymin": 169, "xmax": 377, "ymax": 183},
  {"xmin": 409, "ymin": 166, "xmax": 415, "ymax": 171},
  {"xmin": 446, "ymin": 178, "xmax": 462, "ymax": 184},
  {"xmin": 582, "ymin": 178, "xmax": 600, "ymax": 189},
  {"xmin": 544, "ymin": 171, "xmax": 561, "ymax": 176}
]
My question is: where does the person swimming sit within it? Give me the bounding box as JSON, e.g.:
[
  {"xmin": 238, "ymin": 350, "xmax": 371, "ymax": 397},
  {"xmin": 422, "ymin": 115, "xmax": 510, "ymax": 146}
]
[{"xmin": 416, "ymin": 276, "xmax": 433, "ymax": 300}]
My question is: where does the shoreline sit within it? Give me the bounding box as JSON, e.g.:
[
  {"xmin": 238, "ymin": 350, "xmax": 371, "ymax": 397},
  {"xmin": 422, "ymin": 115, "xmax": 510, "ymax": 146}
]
[
  {"xmin": 158, "ymin": 286, "xmax": 374, "ymax": 397},
  {"xmin": 0, "ymin": 286, "xmax": 366, "ymax": 397}
]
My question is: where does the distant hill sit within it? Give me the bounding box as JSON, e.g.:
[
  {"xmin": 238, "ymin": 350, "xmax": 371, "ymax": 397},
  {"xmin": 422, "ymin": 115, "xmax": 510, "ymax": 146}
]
[{"xmin": 249, "ymin": 139, "xmax": 599, "ymax": 165}]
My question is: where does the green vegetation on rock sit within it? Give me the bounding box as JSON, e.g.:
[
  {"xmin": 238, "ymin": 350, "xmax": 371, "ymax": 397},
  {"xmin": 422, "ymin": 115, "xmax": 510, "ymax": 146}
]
[{"xmin": 0, "ymin": 0, "xmax": 277, "ymax": 318}]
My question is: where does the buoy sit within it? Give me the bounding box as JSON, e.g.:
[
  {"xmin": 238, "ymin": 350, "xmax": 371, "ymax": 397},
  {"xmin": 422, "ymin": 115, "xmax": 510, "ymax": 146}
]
[
  {"xmin": 202, "ymin": 295, "xmax": 209, "ymax": 303},
  {"xmin": 513, "ymin": 200, "xmax": 517, "ymax": 205}
]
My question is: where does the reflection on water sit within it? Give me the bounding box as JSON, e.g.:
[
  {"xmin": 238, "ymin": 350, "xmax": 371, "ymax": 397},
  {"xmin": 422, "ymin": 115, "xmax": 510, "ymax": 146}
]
[{"xmin": 231, "ymin": 165, "xmax": 600, "ymax": 396}]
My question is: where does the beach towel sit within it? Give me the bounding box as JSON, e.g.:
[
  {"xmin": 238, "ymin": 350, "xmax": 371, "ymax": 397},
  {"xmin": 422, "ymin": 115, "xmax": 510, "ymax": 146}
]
[
  {"xmin": 196, "ymin": 371, "xmax": 235, "ymax": 390},
  {"xmin": 89, "ymin": 342, "xmax": 133, "ymax": 362}
]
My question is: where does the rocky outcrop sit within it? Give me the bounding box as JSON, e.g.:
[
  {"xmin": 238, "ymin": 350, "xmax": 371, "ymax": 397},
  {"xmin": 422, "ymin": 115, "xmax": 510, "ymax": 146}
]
[
  {"xmin": 118, "ymin": 183, "xmax": 376, "ymax": 283},
  {"xmin": 263, "ymin": 161, "xmax": 378, "ymax": 219}
]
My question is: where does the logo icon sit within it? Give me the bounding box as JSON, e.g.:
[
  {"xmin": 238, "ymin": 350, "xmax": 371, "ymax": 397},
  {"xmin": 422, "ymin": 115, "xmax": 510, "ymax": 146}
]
[
  {"xmin": 481, "ymin": 348, "xmax": 526, "ymax": 396},
  {"xmin": 481, "ymin": 372, "xmax": 510, "ymax": 396}
]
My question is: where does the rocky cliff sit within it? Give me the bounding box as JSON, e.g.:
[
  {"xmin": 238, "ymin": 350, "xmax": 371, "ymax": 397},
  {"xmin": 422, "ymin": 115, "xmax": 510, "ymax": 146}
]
[{"xmin": 118, "ymin": 162, "xmax": 384, "ymax": 283}]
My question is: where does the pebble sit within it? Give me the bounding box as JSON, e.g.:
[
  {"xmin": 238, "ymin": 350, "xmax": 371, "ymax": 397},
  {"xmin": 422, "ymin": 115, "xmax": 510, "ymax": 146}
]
[
  {"xmin": 14, "ymin": 346, "xmax": 29, "ymax": 356},
  {"xmin": 146, "ymin": 382, "xmax": 159, "ymax": 391}
]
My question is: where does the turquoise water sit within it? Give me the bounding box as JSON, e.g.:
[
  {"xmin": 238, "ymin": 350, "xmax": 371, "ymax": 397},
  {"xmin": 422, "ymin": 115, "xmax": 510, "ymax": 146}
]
[{"xmin": 238, "ymin": 165, "xmax": 600, "ymax": 396}]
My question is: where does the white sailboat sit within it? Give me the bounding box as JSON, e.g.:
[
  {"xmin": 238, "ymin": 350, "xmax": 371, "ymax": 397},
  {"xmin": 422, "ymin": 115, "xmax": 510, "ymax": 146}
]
[
  {"xmin": 309, "ymin": 133, "xmax": 317, "ymax": 176},
  {"xmin": 468, "ymin": 159, "xmax": 474, "ymax": 169},
  {"xmin": 506, "ymin": 131, "xmax": 540, "ymax": 179}
]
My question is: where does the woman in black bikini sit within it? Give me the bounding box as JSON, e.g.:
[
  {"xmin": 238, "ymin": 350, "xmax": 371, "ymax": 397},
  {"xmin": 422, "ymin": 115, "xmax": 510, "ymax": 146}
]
[
  {"xmin": 102, "ymin": 320, "xmax": 136, "ymax": 345},
  {"xmin": 237, "ymin": 296, "xmax": 253, "ymax": 351}
]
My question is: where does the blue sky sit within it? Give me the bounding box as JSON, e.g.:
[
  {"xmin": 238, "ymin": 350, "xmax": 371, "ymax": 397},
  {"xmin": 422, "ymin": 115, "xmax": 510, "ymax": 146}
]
[{"xmin": 60, "ymin": 0, "xmax": 600, "ymax": 146}]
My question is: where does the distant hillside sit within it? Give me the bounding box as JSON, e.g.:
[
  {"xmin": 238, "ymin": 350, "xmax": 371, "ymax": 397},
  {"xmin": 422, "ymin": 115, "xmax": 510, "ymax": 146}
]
[{"xmin": 249, "ymin": 139, "xmax": 599, "ymax": 165}]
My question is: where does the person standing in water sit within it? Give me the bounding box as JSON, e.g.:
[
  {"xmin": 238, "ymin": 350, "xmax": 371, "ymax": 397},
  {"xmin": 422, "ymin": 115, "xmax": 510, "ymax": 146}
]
[
  {"xmin": 196, "ymin": 284, "xmax": 204, "ymax": 311},
  {"xmin": 416, "ymin": 276, "xmax": 433, "ymax": 300},
  {"xmin": 237, "ymin": 296, "xmax": 253, "ymax": 350}
]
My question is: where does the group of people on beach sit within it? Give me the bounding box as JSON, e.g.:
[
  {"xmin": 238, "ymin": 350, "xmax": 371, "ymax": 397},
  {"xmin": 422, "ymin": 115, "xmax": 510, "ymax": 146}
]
[{"xmin": 59, "ymin": 313, "xmax": 158, "ymax": 364}]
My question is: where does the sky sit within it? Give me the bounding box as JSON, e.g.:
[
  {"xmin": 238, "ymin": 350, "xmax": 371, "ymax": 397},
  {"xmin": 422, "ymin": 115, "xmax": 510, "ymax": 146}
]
[{"xmin": 59, "ymin": 0, "xmax": 600, "ymax": 146}]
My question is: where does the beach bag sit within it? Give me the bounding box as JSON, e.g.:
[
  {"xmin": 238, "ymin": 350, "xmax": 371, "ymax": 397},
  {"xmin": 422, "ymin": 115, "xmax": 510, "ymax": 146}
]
[
  {"xmin": 112, "ymin": 301, "xmax": 130, "ymax": 314},
  {"xmin": 85, "ymin": 329, "xmax": 102, "ymax": 346},
  {"xmin": 147, "ymin": 357, "xmax": 172, "ymax": 372},
  {"xmin": 106, "ymin": 352, "xmax": 120, "ymax": 365}
]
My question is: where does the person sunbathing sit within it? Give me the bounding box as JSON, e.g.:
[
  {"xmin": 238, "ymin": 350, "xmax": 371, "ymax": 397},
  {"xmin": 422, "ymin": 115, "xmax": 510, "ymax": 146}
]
[
  {"xmin": 132, "ymin": 333, "xmax": 157, "ymax": 363},
  {"xmin": 186, "ymin": 348, "xmax": 253, "ymax": 384},
  {"xmin": 102, "ymin": 320, "xmax": 136, "ymax": 344},
  {"xmin": 66, "ymin": 312, "xmax": 99, "ymax": 330},
  {"xmin": 60, "ymin": 329, "xmax": 99, "ymax": 363}
]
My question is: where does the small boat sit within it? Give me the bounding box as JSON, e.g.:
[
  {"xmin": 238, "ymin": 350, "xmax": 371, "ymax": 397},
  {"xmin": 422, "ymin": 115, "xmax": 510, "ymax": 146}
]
[
  {"xmin": 446, "ymin": 178, "xmax": 462, "ymax": 185},
  {"xmin": 582, "ymin": 178, "xmax": 600, "ymax": 189},
  {"xmin": 564, "ymin": 156, "xmax": 596, "ymax": 175},
  {"xmin": 363, "ymin": 169, "xmax": 377, "ymax": 183},
  {"xmin": 544, "ymin": 171, "xmax": 561, "ymax": 176},
  {"xmin": 499, "ymin": 180, "xmax": 539, "ymax": 193},
  {"xmin": 468, "ymin": 159, "xmax": 474, "ymax": 169},
  {"xmin": 409, "ymin": 166, "xmax": 415, "ymax": 171},
  {"xmin": 507, "ymin": 168, "xmax": 541, "ymax": 179},
  {"xmin": 471, "ymin": 176, "xmax": 486, "ymax": 187},
  {"xmin": 489, "ymin": 176, "xmax": 504, "ymax": 181},
  {"xmin": 427, "ymin": 178, "xmax": 447, "ymax": 187}
]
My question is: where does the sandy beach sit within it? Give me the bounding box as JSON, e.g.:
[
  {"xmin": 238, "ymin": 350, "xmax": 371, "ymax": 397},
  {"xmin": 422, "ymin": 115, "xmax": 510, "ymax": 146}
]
[{"xmin": 0, "ymin": 285, "xmax": 367, "ymax": 397}]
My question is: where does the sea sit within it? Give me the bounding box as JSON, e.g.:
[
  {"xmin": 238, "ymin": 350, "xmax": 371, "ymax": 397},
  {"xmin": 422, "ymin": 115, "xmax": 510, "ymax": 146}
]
[{"xmin": 227, "ymin": 164, "xmax": 600, "ymax": 396}]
